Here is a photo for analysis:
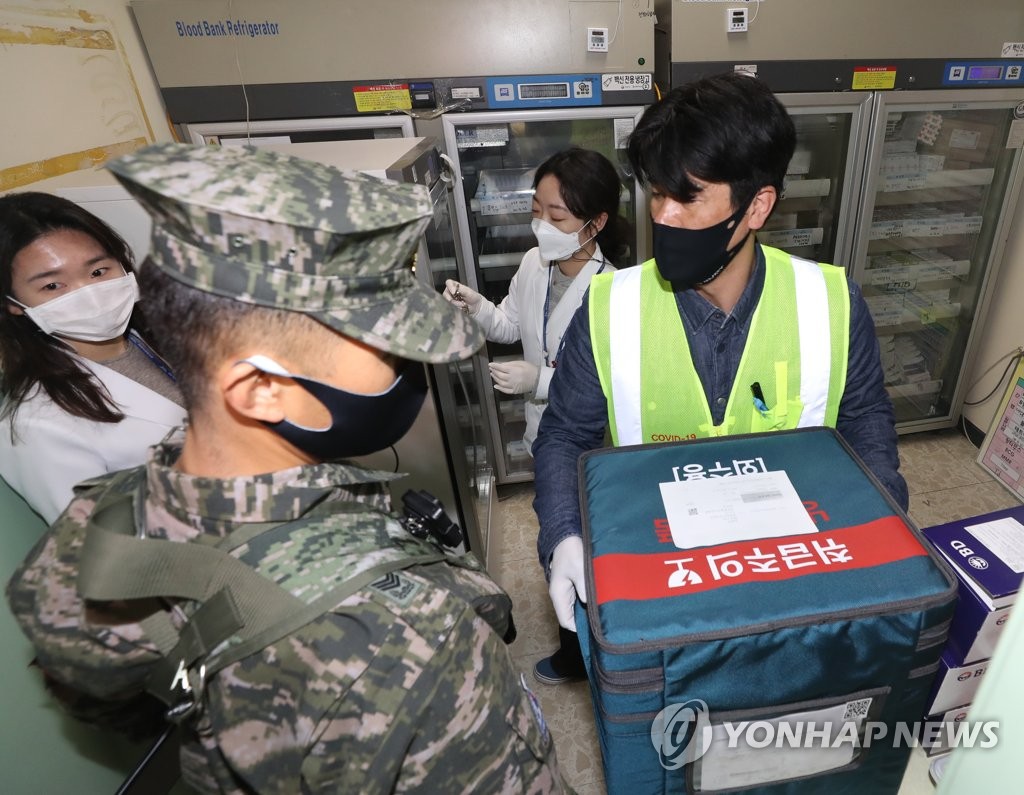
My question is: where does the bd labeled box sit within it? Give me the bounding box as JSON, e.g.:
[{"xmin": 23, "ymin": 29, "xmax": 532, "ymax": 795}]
[
  {"xmin": 920, "ymin": 704, "xmax": 972, "ymax": 757},
  {"xmin": 943, "ymin": 567, "xmax": 1012, "ymax": 664},
  {"xmin": 922, "ymin": 506, "xmax": 1023, "ymax": 663},
  {"xmin": 924, "ymin": 649, "xmax": 990, "ymax": 715}
]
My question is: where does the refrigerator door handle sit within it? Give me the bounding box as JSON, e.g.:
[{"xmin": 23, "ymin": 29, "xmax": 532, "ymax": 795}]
[{"xmin": 439, "ymin": 153, "xmax": 457, "ymax": 185}]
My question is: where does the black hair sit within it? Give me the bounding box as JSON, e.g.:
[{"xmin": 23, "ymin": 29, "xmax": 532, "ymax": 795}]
[
  {"xmin": 0, "ymin": 192, "xmax": 138, "ymax": 429},
  {"xmin": 627, "ymin": 72, "xmax": 796, "ymax": 211},
  {"xmin": 533, "ymin": 147, "xmax": 629, "ymax": 263},
  {"xmin": 137, "ymin": 264, "xmax": 326, "ymax": 415}
]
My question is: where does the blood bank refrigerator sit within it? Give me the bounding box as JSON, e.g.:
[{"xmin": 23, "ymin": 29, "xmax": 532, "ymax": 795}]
[
  {"xmin": 748, "ymin": 88, "xmax": 1024, "ymax": 431},
  {"xmin": 758, "ymin": 87, "xmax": 1024, "ymax": 431},
  {"xmin": 702, "ymin": 86, "xmax": 1024, "ymax": 432},
  {"xmin": 756, "ymin": 93, "xmax": 873, "ymax": 268},
  {"xmin": 667, "ymin": 0, "xmax": 1024, "ymax": 433}
]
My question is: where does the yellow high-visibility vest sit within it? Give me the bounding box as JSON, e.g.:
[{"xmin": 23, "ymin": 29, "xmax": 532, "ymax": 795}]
[{"xmin": 589, "ymin": 246, "xmax": 850, "ymax": 445}]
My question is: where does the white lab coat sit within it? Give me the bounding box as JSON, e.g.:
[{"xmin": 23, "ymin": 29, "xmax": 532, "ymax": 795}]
[
  {"xmin": 0, "ymin": 355, "xmax": 185, "ymax": 524},
  {"xmin": 473, "ymin": 245, "xmax": 615, "ymax": 452}
]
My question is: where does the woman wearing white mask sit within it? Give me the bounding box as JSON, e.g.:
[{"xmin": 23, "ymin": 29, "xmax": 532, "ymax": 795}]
[
  {"xmin": 1, "ymin": 192, "xmax": 185, "ymax": 523},
  {"xmin": 444, "ymin": 148, "xmax": 627, "ymax": 686},
  {"xmin": 444, "ymin": 147, "xmax": 626, "ymax": 454}
]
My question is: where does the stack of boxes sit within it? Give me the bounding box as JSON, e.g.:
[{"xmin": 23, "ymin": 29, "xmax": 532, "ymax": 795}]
[
  {"xmin": 923, "ymin": 114, "xmax": 998, "ymax": 171},
  {"xmin": 920, "ymin": 506, "xmax": 1024, "ymax": 756}
]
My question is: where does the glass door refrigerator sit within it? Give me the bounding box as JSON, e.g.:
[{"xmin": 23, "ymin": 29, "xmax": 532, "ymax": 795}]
[
  {"xmin": 413, "ymin": 146, "xmax": 496, "ymax": 562},
  {"xmin": 769, "ymin": 93, "xmax": 874, "ymax": 268},
  {"xmin": 849, "ymin": 89, "xmax": 1024, "ymax": 431},
  {"xmin": 440, "ymin": 105, "xmax": 649, "ymax": 484}
]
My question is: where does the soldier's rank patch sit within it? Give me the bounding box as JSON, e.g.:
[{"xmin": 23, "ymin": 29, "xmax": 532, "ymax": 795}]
[{"xmin": 368, "ymin": 571, "xmax": 421, "ymax": 607}]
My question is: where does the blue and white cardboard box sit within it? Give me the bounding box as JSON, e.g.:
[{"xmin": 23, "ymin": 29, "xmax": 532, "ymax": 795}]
[
  {"xmin": 922, "ymin": 505, "xmax": 1024, "ymax": 663},
  {"xmin": 920, "ymin": 704, "xmax": 972, "ymax": 757},
  {"xmin": 941, "ymin": 567, "xmax": 1012, "ymax": 664},
  {"xmin": 925, "ymin": 648, "xmax": 990, "ymax": 715}
]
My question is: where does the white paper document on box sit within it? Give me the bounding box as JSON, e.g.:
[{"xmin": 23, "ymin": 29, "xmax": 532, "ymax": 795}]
[
  {"xmin": 660, "ymin": 471, "xmax": 818, "ymax": 549},
  {"xmin": 966, "ymin": 517, "xmax": 1024, "ymax": 572}
]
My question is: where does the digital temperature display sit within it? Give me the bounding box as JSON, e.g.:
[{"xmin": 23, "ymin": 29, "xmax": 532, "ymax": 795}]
[
  {"xmin": 518, "ymin": 82, "xmax": 570, "ymax": 100},
  {"xmin": 967, "ymin": 65, "xmax": 1003, "ymax": 80}
]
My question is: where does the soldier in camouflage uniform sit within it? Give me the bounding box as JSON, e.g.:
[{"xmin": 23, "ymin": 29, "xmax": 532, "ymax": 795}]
[{"xmin": 7, "ymin": 143, "xmax": 568, "ymax": 794}]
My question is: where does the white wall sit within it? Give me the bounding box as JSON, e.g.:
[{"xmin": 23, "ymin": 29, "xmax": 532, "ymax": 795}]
[
  {"xmin": 0, "ymin": 0, "xmax": 173, "ymax": 191},
  {"xmin": 962, "ymin": 202, "xmax": 1024, "ymax": 435}
]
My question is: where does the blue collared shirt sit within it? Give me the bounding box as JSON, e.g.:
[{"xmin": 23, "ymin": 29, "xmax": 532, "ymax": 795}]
[{"xmin": 532, "ymin": 246, "xmax": 908, "ymax": 570}]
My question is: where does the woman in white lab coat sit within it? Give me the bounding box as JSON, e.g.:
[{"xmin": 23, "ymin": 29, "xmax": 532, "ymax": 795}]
[
  {"xmin": 444, "ymin": 147, "xmax": 627, "ymax": 452},
  {"xmin": 1, "ymin": 192, "xmax": 185, "ymax": 524},
  {"xmin": 444, "ymin": 149, "xmax": 628, "ymax": 687}
]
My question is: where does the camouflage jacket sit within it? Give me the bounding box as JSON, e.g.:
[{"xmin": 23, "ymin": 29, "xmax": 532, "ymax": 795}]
[{"xmin": 7, "ymin": 434, "xmax": 566, "ymax": 794}]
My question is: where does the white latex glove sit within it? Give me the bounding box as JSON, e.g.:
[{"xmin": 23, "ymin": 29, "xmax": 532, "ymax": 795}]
[
  {"xmin": 548, "ymin": 536, "xmax": 587, "ymax": 632},
  {"xmin": 443, "ymin": 279, "xmax": 484, "ymax": 317},
  {"xmin": 489, "ymin": 360, "xmax": 539, "ymax": 395}
]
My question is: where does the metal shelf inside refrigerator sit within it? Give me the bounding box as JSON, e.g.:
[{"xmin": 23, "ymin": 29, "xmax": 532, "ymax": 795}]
[
  {"xmin": 877, "ymin": 168, "xmax": 995, "ymax": 193},
  {"xmin": 776, "ymin": 195, "xmax": 832, "ymax": 213},
  {"xmin": 781, "ymin": 177, "xmax": 832, "ymax": 199},
  {"xmin": 427, "ymin": 256, "xmax": 459, "ymax": 276},
  {"xmin": 864, "ymin": 254, "xmax": 972, "ymax": 285},
  {"xmin": 498, "ymin": 399, "xmax": 526, "ymax": 424},
  {"xmin": 471, "ymin": 212, "xmax": 533, "ymax": 228},
  {"xmin": 470, "ymin": 167, "xmax": 536, "ymax": 216},
  {"xmin": 477, "ymin": 262, "xmax": 522, "ymax": 283},
  {"xmin": 759, "ymin": 227, "xmax": 825, "ymax": 250}
]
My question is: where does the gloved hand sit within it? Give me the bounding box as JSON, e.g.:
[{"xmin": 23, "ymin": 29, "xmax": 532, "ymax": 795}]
[
  {"xmin": 548, "ymin": 536, "xmax": 586, "ymax": 632},
  {"xmin": 443, "ymin": 279, "xmax": 484, "ymax": 317},
  {"xmin": 489, "ymin": 360, "xmax": 540, "ymax": 395}
]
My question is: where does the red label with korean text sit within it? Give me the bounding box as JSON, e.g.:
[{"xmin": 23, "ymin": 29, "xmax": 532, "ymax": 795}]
[{"xmin": 592, "ymin": 516, "xmax": 923, "ymax": 604}]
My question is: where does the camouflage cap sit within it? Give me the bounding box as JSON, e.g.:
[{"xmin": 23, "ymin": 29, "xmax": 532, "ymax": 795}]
[{"xmin": 105, "ymin": 143, "xmax": 483, "ymax": 363}]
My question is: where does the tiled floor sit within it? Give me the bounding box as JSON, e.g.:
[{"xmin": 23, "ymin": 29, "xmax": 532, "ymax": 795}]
[{"xmin": 489, "ymin": 427, "xmax": 1022, "ymax": 794}]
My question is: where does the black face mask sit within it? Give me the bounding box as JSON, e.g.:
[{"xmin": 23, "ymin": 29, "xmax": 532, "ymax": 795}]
[
  {"xmin": 243, "ymin": 355, "xmax": 427, "ymax": 460},
  {"xmin": 652, "ymin": 201, "xmax": 750, "ymax": 289}
]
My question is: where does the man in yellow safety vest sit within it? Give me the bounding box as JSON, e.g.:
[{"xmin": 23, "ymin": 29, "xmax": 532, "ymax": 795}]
[{"xmin": 531, "ymin": 71, "xmax": 907, "ymax": 684}]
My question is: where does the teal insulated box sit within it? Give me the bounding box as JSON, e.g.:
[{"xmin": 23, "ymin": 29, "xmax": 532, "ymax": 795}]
[{"xmin": 576, "ymin": 428, "xmax": 958, "ymax": 794}]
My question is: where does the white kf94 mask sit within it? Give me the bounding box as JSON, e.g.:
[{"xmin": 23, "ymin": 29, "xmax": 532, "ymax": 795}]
[
  {"xmin": 531, "ymin": 218, "xmax": 596, "ymax": 262},
  {"xmin": 9, "ymin": 272, "xmax": 139, "ymax": 342}
]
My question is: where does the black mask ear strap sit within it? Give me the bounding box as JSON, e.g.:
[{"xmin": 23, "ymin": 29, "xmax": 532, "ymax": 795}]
[
  {"xmin": 723, "ymin": 196, "xmax": 755, "ymax": 242},
  {"xmin": 725, "ymin": 195, "xmax": 754, "ymax": 232},
  {"xmin": 691, "ymin": 232, "xmax": 750, "ymax": 288},
  {"xmin": 693, "ymin": 199, "xmax": 753, "ymax": 286}
]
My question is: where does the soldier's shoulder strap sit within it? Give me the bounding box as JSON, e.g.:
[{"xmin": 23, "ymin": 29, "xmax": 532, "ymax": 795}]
[{"xmin": 75, "ymin": 485, "xmax": 444, "ymax": 708}]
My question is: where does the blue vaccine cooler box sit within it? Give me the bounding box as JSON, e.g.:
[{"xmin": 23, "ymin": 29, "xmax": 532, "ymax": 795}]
[{"xmin": 575, "ymin": 428, "xmax": 957, "ymax": 794}]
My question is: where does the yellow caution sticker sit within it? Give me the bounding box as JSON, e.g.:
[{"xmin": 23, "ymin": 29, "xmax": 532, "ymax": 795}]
[
  {"xmin": 851, "ymin": 66, "xmax": 897, "ymax": 91},
  {"xmin": 353, "ymin": 84, "xmax": 412, "ymax": 113}
]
